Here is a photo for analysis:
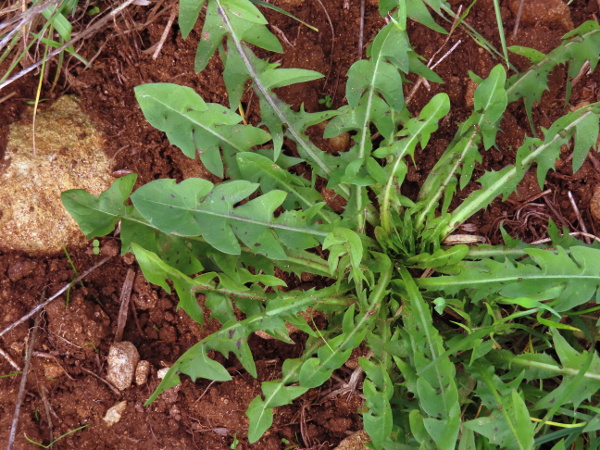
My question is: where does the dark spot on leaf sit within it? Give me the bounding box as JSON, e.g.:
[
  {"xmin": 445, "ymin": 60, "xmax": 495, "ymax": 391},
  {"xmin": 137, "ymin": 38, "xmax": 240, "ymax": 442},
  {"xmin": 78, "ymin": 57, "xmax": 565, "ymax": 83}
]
[
  {"xmin": 171, "ymin": 193, "xmax": 176, "ymax": 198},
  {"xmin": 254, "ymin": 243, "xmax": 261, "ymax": 247},
  {"xmin": 229, "ymin": 330, "xmax": 235, "ymax": 339},
  {"xmin": 221, "ymin": 196, "xmax": 225, "ymax": 201}
]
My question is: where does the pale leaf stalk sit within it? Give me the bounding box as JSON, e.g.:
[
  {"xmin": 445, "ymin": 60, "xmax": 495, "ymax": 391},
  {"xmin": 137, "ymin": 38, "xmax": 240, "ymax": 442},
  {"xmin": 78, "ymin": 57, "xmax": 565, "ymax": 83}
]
[
  {"xmin": 380, "ymin": 146, "xmax": 411, "ymax": 233},
  {"xmin": 478, "ymin": 368, "xmax": 528, "ymax": 450},
  {"xmin": 214, "ymin": 0, "xmax": 350, "ymax": 198},
  {"xmin": 492, "ymin": 351, "xmax": 600, "ymax": 382},
  {"xmin": 415, "ymin": 127, "xmax": 479, "ymax": 230},
  {"xmin": 442, "ymin": 109, "xmax": 596, "ymax": 237}
]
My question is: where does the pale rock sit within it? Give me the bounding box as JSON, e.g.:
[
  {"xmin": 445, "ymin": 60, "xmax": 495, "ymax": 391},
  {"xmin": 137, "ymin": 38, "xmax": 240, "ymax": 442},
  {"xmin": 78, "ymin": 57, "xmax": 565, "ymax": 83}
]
[
  {"xmin": 135, "ymin": 360, "xmax": 151, "ymax": 385},
  {"xmin": 0, "ymin": 96, "xmax": 112, "ymax": 254},
  {"xmin": 106, "ymin": 341, "xmax": 140, "ymax": 391},
  {"xmin": 335, "ymin": 430, "xmax": 370, "ymax": 449},
  {"xmin": 103, "ymin": 401, "xmax": 127, "ymax": 426}
]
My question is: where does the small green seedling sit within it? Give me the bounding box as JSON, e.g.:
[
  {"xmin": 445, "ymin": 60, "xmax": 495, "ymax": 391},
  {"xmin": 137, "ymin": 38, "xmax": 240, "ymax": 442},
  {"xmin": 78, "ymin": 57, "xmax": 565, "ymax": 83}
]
[
  {"xmin": 318, "ymin": 94, "xmax": 333, "ymax": 108},
  {"xmin": 0, "ymin": 371, "xmax": 21, "ymax": 378},
  {"xmin": 92, "ymin": 239, "xmax": 101, "ymax": 255},
  {"xmin": 24, "ymin": 424, "xmax": 89, "ymax": 448}
]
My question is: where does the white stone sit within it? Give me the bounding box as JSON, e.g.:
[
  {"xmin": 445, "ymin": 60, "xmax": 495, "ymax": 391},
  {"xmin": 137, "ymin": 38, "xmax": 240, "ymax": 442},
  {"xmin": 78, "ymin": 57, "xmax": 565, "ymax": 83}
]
[
  {"xmin": 103, "ymin": 401, "xmax": 127, "ymax": 426},
  {"xmin": 135, "ymin": 360, "xmax": 151, "ymax": 385},
  {"xmin": 106, "ymin": 341, "xmax": 140, "ymax": 391}
]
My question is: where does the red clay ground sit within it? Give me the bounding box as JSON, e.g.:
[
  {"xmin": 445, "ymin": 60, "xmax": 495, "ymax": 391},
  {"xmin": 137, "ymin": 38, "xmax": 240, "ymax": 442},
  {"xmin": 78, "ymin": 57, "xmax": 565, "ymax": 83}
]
[{"xmin": 0, "ymin": 0, "xmax": 599, "ymax": 448}]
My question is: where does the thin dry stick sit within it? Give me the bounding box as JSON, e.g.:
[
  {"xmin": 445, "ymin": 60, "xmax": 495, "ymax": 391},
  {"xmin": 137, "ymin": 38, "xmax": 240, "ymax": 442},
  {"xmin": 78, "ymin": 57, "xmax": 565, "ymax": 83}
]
[
  {"xmin": 32, "ymin": 352, "xmax": 75, "ymax": 380},
  {"xmin": 405, "ymin": 7, "xmax": 462, "ymax": 105},
  {"xmin": 358, "ymin": 0, "xmax": 365, "ymax": 58},
  {"xmin": 0, "ymin": 0, "xmax": 138, "ymax": 91},
  {"xmin": 114, "ymin": 268, "xmax": 135, "ymax": 342},
  {"xmin": 0, "ymin": 257, "xmax": 111, "ymax": 340},
  {"xmin": 530, "ymin": 231, "xmax": 600, "ymax": 245},
  {"xmin": 7, "ymin": 314, "xmax": 41, "ymax": 450},
  {"xmin": 315, "ymin": 0, "xmax": 335, "ymax": 85},
  {"xmin": 406, "ymin": 40, "xmax": 461, "ymax": 104},
  {"xmin": 571, "ymin": 60, "xmax": 591, "ymax": 88},
  {"xmin": 0, "ymin": 346, "xmax": 21, "ymax": 371},
  {"xmin": 568, "ymin": 191, "xmax": 591, "ymax": 244},
  {"xmin": 0, "ymin": 91, "xmax": 17, "ymax": 104},
  {"xmin": 512, "ymin": 0, "xmax": 525, "ymax": 38},
  {"xmin": 38, "ymin": 385, "xmax": 54, "ymax": 444},
  {"xmin": 80, "ymin": 366, "xmax": 121, "ymax": 395},
  {"xmin": 151, "ymin": 5, "xmax": 177, "ymax": 59}
]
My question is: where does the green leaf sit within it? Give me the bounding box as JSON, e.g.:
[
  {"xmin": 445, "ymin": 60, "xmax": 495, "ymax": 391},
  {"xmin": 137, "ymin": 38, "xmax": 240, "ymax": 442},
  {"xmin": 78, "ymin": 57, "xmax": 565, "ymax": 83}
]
[
  {"xmin": 362, "ymin": 362, "xmax": 394, "ymax": 449},
  {"xmin": 473, "ymin": 65, "xmax": 507, "ymax": 149},
  {"xmin": 179, "ymin": 0, "xmax": 206, "ymax": 38},
  {"xmin": 260, "ymin": 66, "xmax": 323, "ymax": 89},
  {"xmin": 61, "ymin": 174, "xmax": 136, "ymax": 238},
  {"xmin": 573, "ymin": 110, "xmax": 599, "ymax": 171},
  {"xmin": 507, "ymin": 21, "xmax": 600, "ymax": 129},
  {"xmin": 134, "ymin": 83, "xmax": 270, "ymax": 177},
  {"xmin": 420, "ymin": 246, "xmax": 600, "ymax": 312},
  {"xmin": 533, "ymin": 329, "xmax": 600, "ymax": 410},
  {"xmin": 398, "ymin": 267, "xmax": 461, "ymax": 447},
  {"xmin": 346, "ymin": 60, "xmax": 404, "ymax": 111},
  {"xmin": 195, "ymin": 1, "xmax": 227, "ymax": 72},
  {"xmin": 236, "ymin": 152, "xmax": 325, "ymax": 213},
  {"xmin": 246, "ymin": 396, "xmax": 273, "ymax": 443},
  {"xmin": 130, "ymin": 179, "xmax": 327, "ymax": 259},
  {"xmin": 224, "ymin": 0, "xmax": 267, "ymax": 24}
]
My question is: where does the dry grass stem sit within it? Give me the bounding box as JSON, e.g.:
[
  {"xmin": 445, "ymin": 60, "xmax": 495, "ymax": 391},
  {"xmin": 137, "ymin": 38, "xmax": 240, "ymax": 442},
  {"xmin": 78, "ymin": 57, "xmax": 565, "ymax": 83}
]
[
  {"xmin": 530, "ymin": 231, "xmax": 600, "ymax": 245},
  {"xmin": 512, "ymin": 0, "xmax": 525, "ymax": 38},
  {"xmin": 568, "ymin": 191, "xmax": 590, "ymax": 244},
  {"xmin": 115, "ymin": 268, "xmax": 135, "ymax": 342},
  {"xmin": 406, "ymin": 7, "xmax": 462, "ymax": 104},
  {"xmin": 80, "ymin": 366, "xmax": 121, "ymax": 396},
  {"xmin": 0, "ymin": 346, "xmax": 21, "ymax": 371},
  {"xmin": 150, "ymin": 5, "xmax": 177, "ymax": 59},
  {"xmin": 0, "ymin": 0, "xmax": 138, "ymax": 91},
  {"xmin": 7, "ymin": 313, "xmax": 40, "ymax": 450}
]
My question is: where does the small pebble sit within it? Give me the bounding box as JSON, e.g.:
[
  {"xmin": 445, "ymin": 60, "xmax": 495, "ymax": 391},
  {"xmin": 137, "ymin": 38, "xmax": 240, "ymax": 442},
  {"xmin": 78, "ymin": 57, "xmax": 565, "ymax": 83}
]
[
  {"xmin": 106, "ymin": 341, "xmax": 140, "ymax": 390},
  {"xmin": 135, "ymin": 360, "xmax": 151, "ymax": 385},
  {"xmin": 157, "ymin": 367, "xmax": 170, "ymax": 379},
  {"xmin": 103, "ymin": 401, "xmax": 127, "ymax": 426}
]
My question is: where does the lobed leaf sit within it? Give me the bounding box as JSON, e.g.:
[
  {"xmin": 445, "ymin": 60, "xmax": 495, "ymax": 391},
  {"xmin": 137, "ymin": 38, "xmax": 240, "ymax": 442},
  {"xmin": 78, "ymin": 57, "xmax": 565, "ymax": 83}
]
[
  {"xmin": 61, "ymin": 173, "xmax": 136, "ymax": 238},
  {"xmin": 135, "ymin": 83, "xmax": 270, "ymax": 178},
  {"xmin": 131, "ymin": 178, "xmax": 327, "ymax": 259},
  {"xmin": 419, "ymin": 245, "xmax": 600, "ymax": 312}
]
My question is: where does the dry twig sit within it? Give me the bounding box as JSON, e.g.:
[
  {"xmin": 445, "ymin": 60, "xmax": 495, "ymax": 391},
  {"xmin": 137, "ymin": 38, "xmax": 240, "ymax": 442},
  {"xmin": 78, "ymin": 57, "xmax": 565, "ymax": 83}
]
[
  {"xmin": 568, "ymin": 191, "xmax": 591, "ymax": 244},
  {"xmin": 512, "ymin": 0, "xmax": 525, "ymax": 38},
  {"xmin": 114, "ymin": 268, "xmax": 135, "ymax": 342},
  {"xmin": 7, "ymin": 314, "xmax": 41, "ymax": 450},
  {"xmin": 0, "ymin": 257, "xmax": 111, "ymax": 341}
]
